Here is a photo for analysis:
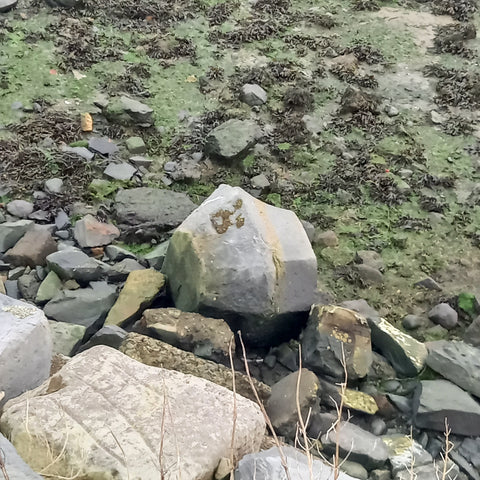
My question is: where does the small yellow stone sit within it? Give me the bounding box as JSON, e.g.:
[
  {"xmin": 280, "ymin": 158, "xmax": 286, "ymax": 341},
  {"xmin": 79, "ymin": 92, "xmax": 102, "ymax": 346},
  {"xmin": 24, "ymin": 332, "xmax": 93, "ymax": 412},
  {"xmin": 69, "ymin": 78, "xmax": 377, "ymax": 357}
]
[
  {"xmin": 342, "ymin": 388, "xmax": 378, "ymax": 415},
  {"xmin": 185, "ymin": 75, "xmax": 198, "ymax": 83}
]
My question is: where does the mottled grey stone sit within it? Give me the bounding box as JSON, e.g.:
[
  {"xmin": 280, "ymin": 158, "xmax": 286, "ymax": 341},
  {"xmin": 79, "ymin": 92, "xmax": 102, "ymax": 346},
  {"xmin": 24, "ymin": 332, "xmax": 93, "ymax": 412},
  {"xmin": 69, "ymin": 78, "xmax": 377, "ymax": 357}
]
[
  {"xmin": 6, "ymin": 200, "xmax": 34, "ymax": 218},
  {"xmin": 240, "ymin": 84, "xmax": 268, "ymax": 106},
  {"xmin": 428, "ymin": 303, "xmax": 458, "ymax": 329},
  {"xmin": 46, "ymin": 248, "xmax": 105, "ymax": 283}
]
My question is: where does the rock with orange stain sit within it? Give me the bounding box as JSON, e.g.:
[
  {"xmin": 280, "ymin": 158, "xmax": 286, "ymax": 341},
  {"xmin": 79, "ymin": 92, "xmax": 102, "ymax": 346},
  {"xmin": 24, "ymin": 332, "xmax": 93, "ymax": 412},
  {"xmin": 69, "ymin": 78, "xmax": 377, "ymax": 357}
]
[{"xmin": 73, "ymin": 214, "xmax": 120, "ymax": 248}]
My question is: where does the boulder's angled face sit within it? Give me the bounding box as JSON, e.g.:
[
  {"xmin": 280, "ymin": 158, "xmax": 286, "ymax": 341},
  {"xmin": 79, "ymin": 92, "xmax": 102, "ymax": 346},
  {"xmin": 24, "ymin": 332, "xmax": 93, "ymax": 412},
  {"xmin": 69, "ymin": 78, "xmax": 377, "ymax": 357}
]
[{"xmin": 162, "ymin": 185, "xmax": 317, "ymax": 346}]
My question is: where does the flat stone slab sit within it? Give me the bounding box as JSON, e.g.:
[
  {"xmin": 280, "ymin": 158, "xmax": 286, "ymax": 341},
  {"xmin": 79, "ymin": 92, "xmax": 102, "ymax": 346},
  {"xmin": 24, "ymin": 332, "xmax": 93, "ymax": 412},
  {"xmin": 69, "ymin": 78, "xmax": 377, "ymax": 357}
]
[
  {"xmin": 0, "ymin": 294, "xmax": 52, "ymax": 405},
  {"xmin": 413, "ymin": 379, "xmax": 480, "ymax": 436},
  {"xmin": 46, "ymin": 248, "xmax": 105, "ymax": 283},
  {"xmin": 0, "ymin": 346, "xmax": 265, "ymax": 479},
  {"xmin": 426, "ymin": 340, "xmax": 480, "ymax": 398}
]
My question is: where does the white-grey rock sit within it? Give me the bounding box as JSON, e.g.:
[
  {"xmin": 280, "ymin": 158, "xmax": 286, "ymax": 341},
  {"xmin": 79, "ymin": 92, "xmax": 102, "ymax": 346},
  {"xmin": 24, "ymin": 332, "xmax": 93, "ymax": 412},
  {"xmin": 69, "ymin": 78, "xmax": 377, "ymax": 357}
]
[
  {"xmin": 251, "ymin": 173, "xmax": 270, "ymax": 189},
  {"xmin": 162, "ymin": 185, "xmax": 318, "ymax": 346},
  {"xmin": 428, "ymin": 303, "xmax": 458, "ymax": 329},
  {"xmin": 104, "ymin": 162, "xmax": 137, "ymax": 181},
  {"xmin": 240, "ymin": 84, "xmax": 268, "ymax": 106},
  {"xmin": 0, "ymin": 219, "xmax": 33, "ymax": 253},
  {"xmin": 44, "ymin": 177, "xmax": 64, "ymax": 194},
  {"xmin": 6, "ymin": 200, "xmax": 34, "ymax": 219},
  {"xmin": 0, "ymin": 294, "xmax": 52, "ymax": 405},
  {"xmin": 0, "ymin": 346, "xmax": 265, "ymax": 479}
]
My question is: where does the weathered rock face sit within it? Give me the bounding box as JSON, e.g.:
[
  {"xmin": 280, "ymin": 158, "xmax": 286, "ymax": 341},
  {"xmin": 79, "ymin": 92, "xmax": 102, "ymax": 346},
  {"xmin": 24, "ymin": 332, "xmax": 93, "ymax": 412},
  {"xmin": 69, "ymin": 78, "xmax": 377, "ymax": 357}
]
[
  {"xmin": 104, "ymin": 269, "xmax": 165, "ymax": 327},
  {"xmin": 46, "ymin": 248, "xmax": 105, "ymax": 283},
  {"xmin": 426, "ymin": 340, "xmax": 480, "ymax": 397},
  {"xmin": 73, "ymin": 214, "xmax": 120, "ymax": 248},
  {"xmin": 205, "ymin": 119, "xmax": 260, "ymax": 161},
  {"xmin": 162, "ymin": 185, "xmax": 317, "ymax": 347},
  {"xmin": 114, "ymin": 187, "xmax": 196, "ymax": 240},
  {"xmin": 368, "ymin": 316, "xmax": 428, "ymax": 377},
  {"xmin": 382, "ymin": 434, "xmax": 432, "ymax": 475},
  {"xmin": 413, "ymin": 379, "xmax": 480, "ymax": 436},
  {"xmin": 120, "ymin": 332, "xmax": 270, "ymax": 403},
  {"xmin": 235, "ymin": 446, "xmax": 356, "ymax": 480},
  {"xmin": 301, "ymin": 305, "xmax": 372, "ymax": 381},
  {"xmin": 0, "ymin": 219, "xmax": 33, "ymax": 252},
  {"xmin": 0, "ymin": 294, "xmax": 52, "ymax": 405},
  {"xmin": 138, "ymin": 308, "xmax": 233, "ymax": 364},
  {"xmin": 0, "ymin": 346, "xmax": 265, "ymax": 480}
]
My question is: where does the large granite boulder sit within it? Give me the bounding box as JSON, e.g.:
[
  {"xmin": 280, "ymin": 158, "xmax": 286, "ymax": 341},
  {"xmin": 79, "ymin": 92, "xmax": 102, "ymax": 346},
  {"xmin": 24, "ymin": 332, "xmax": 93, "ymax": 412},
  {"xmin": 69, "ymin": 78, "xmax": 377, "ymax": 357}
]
[
  {"xmin": 368, "ymin": 316, "xmax": 428, "ymax": 377},
  {"xmin": 0, "ymin": 346, "xmax": 265, "ymax": 479},
  {"xmin": 114, "ymin": 187, "xmax": 196, "ymax": 241},
  {"xmin": 426, "ymin": 340, "xmax": 480, "ymax": 397},
  {"xmin": 162, "ymin": 185, "xmax": 317, "ymax": 347},
  {"xmin": 0, "ymin": 294, "xmax": 52, "ymax": 405},
  {"xmin": 235, "ymin": 446, "xmax": 356, "ymax": 480},
  {"xmin": 413, "ymin": 379, "xmax": 480, "ymax": 436},
  {"xmin": 301, "ymin": 305, "xmax": 372, "ymax": 381}
]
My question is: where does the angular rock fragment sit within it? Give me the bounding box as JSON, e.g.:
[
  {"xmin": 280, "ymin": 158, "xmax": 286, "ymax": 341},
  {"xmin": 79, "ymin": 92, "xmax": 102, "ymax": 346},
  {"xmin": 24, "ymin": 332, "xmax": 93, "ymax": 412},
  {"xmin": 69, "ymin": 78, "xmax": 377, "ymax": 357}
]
[{"xmin": 73, "ymin": 214, "xmax": 120, "ymax": 248}]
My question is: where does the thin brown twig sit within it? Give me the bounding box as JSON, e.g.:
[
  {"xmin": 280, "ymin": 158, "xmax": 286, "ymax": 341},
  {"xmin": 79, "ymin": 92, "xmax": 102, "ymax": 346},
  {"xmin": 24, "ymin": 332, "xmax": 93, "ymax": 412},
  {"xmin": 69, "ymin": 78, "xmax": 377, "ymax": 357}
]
[{"xmin": 238, "ymin": 331, "xmax": 291, "ymax": 480}]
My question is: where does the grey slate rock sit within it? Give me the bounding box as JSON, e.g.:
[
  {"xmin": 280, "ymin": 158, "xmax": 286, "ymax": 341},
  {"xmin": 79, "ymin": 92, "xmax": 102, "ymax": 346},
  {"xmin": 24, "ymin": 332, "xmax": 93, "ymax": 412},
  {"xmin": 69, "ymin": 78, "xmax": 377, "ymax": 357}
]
[
  {"xmin": 120, "ymin": 96, "xmax": 154, "ymax": 125},
  {"xmin": 414, "ymin": 277, "xmax": 442, "ymax": 291},
  {"xmin": 88, "ymin": 137, "xmax": 119, "ymax": 156},
  {"xmin": 18, "ymin": 271, "xmax": 40, "ymax": 302},
  {"xmin": 402, "ymin": 314, "xmax": 427, "ymax": 330},
  {"xmin": 240, "ymin": 84, "xmax": 268, "ymax": 106},
  {"xmin": 465, "ymin": 315, "xmax": 480, "ymax": 347},
  {"xmin": 105, "ymin": 245, "xmax": 137, "ymax": 261},
  {"xmin": 75, "ymin": 325, "xmax": 127, "ymax": 354},
  {"xmin": 4, "ymin": 279, "xmax": 20, "ymax": 299},
  {"xmin": 413, "ymin": 379, "xmax": 480, "ymax": 436},
  {"xmin": 428, "ymin": 302, "xmax": 458, "ymax": 329},
  {"xmin": 426, "ymin": 340, "xmax": 480, "ymax": 397},
  {"xmin": 104, "ymin": 162, "xmax": 137, "ymax": 180},
  {"xmin": 55, "ymin": 209, "xmax": 70, "ymax": 229},
  {"xmin": 0, "ymin": 220, "xmax": 33, "ymax": 253},
  {"xmin": 321, "ymin": 421, "xmax": 389, "ymax": 470},
  {"xmin": 235, "ymin": 446, "xmax": 355, "ymax": 480},
  {"xmin": 43, "ymin": 281, "xmax": 117, "ymax": 329},
  {"xmin": 205, "ymin": 119, "xmax": 259, "ymax": 161},
  {"xmin": 44, "ymin": 177, "xmax": 63, "ymax": 194},
  {"xmin": 6, "ymin": 200, "xmax": 33, "ymax": 218},
  {"xmin": 355, "ymin": 250, "xmax": 384, "ymax": 271},
  {"xmin": 340, "ymin": 299, "xmax": 380, "ymax": 319},
  {"xmin": 46, "ymin": 248, "xmax": 105, "ymax": 283},
  {"xmin": 107, "ymin": 258, "xmax": 145, "ymax": 281},
  {"xmin": 143, "ymin": 241, "xmax": 169, "ymax": 269},
  {"xmin": 0, "ymin": 434, "xmax": 43, "ymax": 479},
  {"xmin": 63, "ymin": 146, "xmax": 95, "ymax": 161},
  {"xmin": 48, "ymin": 320, "xmax": 86, "ymax": 356},
  {"xmin": 36, "ymin": 271, "xmax": 62, "ymax": 303},
  {"xmin": 382, "ymin": 434, "xmax": 432, "ymax": 475}
]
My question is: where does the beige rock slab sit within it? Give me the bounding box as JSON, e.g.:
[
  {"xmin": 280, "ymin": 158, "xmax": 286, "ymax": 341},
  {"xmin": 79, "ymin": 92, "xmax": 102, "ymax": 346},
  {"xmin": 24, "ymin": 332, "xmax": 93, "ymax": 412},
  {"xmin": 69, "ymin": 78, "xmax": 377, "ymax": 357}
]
[{"xmin": 0, "ymin": 346, "xmax": 265, "ymax": 480}]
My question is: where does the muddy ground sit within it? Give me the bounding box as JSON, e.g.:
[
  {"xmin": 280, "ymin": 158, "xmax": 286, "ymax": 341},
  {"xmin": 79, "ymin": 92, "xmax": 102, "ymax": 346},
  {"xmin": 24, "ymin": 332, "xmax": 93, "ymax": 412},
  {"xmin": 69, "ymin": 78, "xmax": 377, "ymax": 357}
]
[{"xmin": 1, "ymin": 0, "xmax": 480, "ymax": 339}]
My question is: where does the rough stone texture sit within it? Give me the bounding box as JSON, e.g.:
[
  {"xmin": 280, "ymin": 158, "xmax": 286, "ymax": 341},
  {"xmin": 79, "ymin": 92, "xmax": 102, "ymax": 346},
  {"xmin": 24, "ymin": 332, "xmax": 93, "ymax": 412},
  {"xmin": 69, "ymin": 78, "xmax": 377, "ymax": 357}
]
[
  {"xmin": 48, "ymin": 320, "xmax": 86, "ymax": 356},
  {"xmin": 36, "ymin": 270, "xmax": 62, "ymax": 303},
  {"xmin": 265, "ymin": 369, "xmax": 320, "ymax": 440},
  {"xmin": 240, "ymin": 84, "xmax": 268, "ymax": 106},
  {"xmin": 119, "ymin": 95, "xmax": 154, "ymax": 125},
  {"xmin": 0, "ymin": 294, "xmax": 52, "ymax": 405},
  {"xmin": 120, "ymin": 332, "xmax": 270, "ymax": 403},
  {"xmin": 301, "ymin": 305, "xmax": 372, "ymax": 381},
  {"xmin": 137, "ymin": 308, "xmax": 233, "ymax": 364},
  {"xmin": 76, "ymin": 325, "xmax": 127, "ymax": 354},
  {"xmin": 426, "ymin": 340, "xmax": 480, "ymax": 397},
  {"xmin": 18, "ymin": 270, "xmax": 40, "ymax": 302},
  {"xmin": 143, "ymin": 240, "xmax": 169, "ymax": 269},
  {"xmin": 107, "ymin": 258, "xmax": 145, "ymax": 281},
  {"xmin": 382, "ymin": 435, "xmax": 432, "ymax": 475},
  {"xmin": 428, "ymin": 303, "xmax": 458, "ymax": 329},
  {"xmin": 342, "ymin": 388, "xmax": 378, "ymax": 415},
  {"xmin": 368, "ymin": 316, "xmax": 428, "ymax": 377},
  {"xmin": 105, "ymin": 245, "xmax": 137, "ymax": 261},
  {"xmin": 44, "ymin": 282, "xmax": 117, "ymax": 329},
  {"xmin": 235, "ymin": 446, "xmax": 355, "ymax": 480},
  {"xmin": 88, "ymin": 137, "xmax": 118, "ymax": 155},
  {"xmin": 126, "ymin": 136, "xmax": 146, "ymax": 154},
  {"xmin": 413, "ymin": 379, "xmax": 480, "ymax": 436},
  {"xmin": 321, "ymin": 421, "xmax": 389, "ymax": 470},
  {"xmin": 4, "ymin": 226, "xmax": 57, "ymax": 267},
  {"xmin": 0, "ymin": 219, "xmax": 33, "ymax": 253},
  {"xmin": 104, "ymin": 162, "xmax": 137, "ymax": 181},
  {"xmin": 0, "ymin": 433, "xmax": 43, "ymax": 479},
  {"xmin": 0, "ymin": 346, "xmax": 265, "ymax": 480},
  {"xmin": 114, "ymin": 187, "xmax": 196, "ymax": 237},
  {"xmin": 162, "ymin": 185, "xmax": 317, "ymax": 347},
  {"xmin": 46, "ymin": 248, "xmax": 105, "ymax": 283},
  {"xmin": 104, "ymin": 269, "xmax": 165, "ymax": 327},
  {"xmin": 44, "ymin": 177, "xmax": 63, "ymax": 194},
  {"xmin": 73, "ymin": 214, "xmax": 120, "ymax": 248},
  {"xmin": 6, "ymin": 200, "xmax": 34, "ymax": 218},
  {"xmin": 465, "ymin": 315, "xmax": 480, "ymax": 347},
  {"xmin": 394, "ymin": 462, "xmax": 459, "ymax": 480},
  {"xmin": 205, "ymin": 119, "xmax": 259, "ymax": 161}
]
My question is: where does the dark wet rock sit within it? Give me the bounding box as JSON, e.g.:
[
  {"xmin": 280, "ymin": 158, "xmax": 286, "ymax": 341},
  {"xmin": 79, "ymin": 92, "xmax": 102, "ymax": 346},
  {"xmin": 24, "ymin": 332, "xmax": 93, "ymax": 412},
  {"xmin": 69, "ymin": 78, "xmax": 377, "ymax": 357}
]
[
  {"xmin": 426, "ymin": 340, "xmax": 480, "ymax": 397},
  {"xmin": 368, "ymin": 316, "xmax": 427, "ymax": 377},
  {"xmin": 162, "ymin": 185, "xmax": 317, "ymax": 347},
  {"xmin": 45, "ymin": 0, "xmax": 82, "ymax": 7},
  {"xmin": 205, "ymin": 119, "xmax": 260, "ymax": 161},
  {"xmin": 0, "ymin": 219, "xmax": 33, "ymax": 253},
  {"xmin": 114, "ymin": 187, "xmax": 196, "ymax": 241},
  {"xmin": 458, "ymin": 437, "xmax": 480, "ymax": 471},
  {"xmin": 75, "ymin": 325, "xmax": 128, "ymax": 354},
  {"xmin": 43, "ymin": 281, "xmax": 117, "ymax": 329},
  {"xmin": 413, "ymin": 379, "xmax": 480, "ymax": 436},
  {"xmin": 73, "ymin": 214, "xmax": 120, "ymax": 248},
  {"xmin": 301, "ymin": 305, "xmax": 372, "ymax": 381},
  {"xmin": 4, "ymin": 279, "xmax": 20, "ymax": 299},
  {"xmin": 240, "ymin": 84, "xmax": 268, "ymax": 106},
  {"xmin": 449, "ymin": 449, "xmax": 480, "ymax": 480},
  {"xmin": 465, "ymin": 315, "xmax": 480, "ymax": 347},
  {"xmin": 367, "ymin": 351, "xmax": 396, "ymax": 381},
  {"xmin": 4, "ymin": 226, "xmax": 57, "ymax": 267},
  {"xmin": 402, "ymin": 314, "xmax": 427, "ymax": 330},
  {"xmin": 46, "ymin": 248, "xmax": 105, "ymax": 283},
  {"xmin": 0, "ymin": 0, "xmax": 18, "ymax": 12},
  {"xmin": 321, "ymin": 420, "xmax": 389, "ymax": 470},
  {"xmin": 235, "ymin": 445, "xmax": 356, "ymax": 480},
  {"xmin": 265, "ymin": 369, "xmax": 320, "ymax": 440},
  {"xmin": 6, "ymin": 200, "xmax": 34, "ymax": 218},
  {"xmin": 88, "ymin": 137, "xmax": 119, "ymax": 156},
  {"xmin": 136, "ymin": 308, "xmax": 233, "ymax": 364},
  {"xmin": 428, "ymin": 302, "xmax": 458, "ymax": 329}
]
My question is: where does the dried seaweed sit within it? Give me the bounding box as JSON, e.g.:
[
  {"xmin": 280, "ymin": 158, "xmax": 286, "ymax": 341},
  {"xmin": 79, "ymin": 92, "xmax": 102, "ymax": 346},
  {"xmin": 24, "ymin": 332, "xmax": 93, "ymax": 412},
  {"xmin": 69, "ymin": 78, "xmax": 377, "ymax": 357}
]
[
  {"xmin": 432, "ymin": 0, "xmax": 477, "ymax": 22},
  {"xmin": 433, "ymin": 23, "xmax": 476, "ymax": 57}
]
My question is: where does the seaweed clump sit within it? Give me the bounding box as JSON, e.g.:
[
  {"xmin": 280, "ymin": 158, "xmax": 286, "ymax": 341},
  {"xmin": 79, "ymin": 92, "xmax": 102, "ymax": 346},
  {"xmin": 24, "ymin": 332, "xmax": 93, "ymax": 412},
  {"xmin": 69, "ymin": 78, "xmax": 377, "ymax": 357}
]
[
  {"xmin": 432, "ymin": 0, "xmax": 477, "ymax": 22},
  {"xmin": 433, "ymin": 23, "xmax": 476, "ymax": 57}
]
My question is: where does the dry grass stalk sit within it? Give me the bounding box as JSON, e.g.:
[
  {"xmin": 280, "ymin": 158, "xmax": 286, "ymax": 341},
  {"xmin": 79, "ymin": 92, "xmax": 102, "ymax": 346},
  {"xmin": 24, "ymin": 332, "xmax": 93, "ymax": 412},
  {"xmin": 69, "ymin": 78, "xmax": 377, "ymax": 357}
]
[
  {"xmin": 435, "ymin": 418, "xmax": 457, "ymax": 480},
  {"xmin": 238, "ymin": 331, "xmax": 292, "ymax": 480},
  {"xmin": 229, "ymin": 336, "xmax": 238, "ymax": 480}
]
